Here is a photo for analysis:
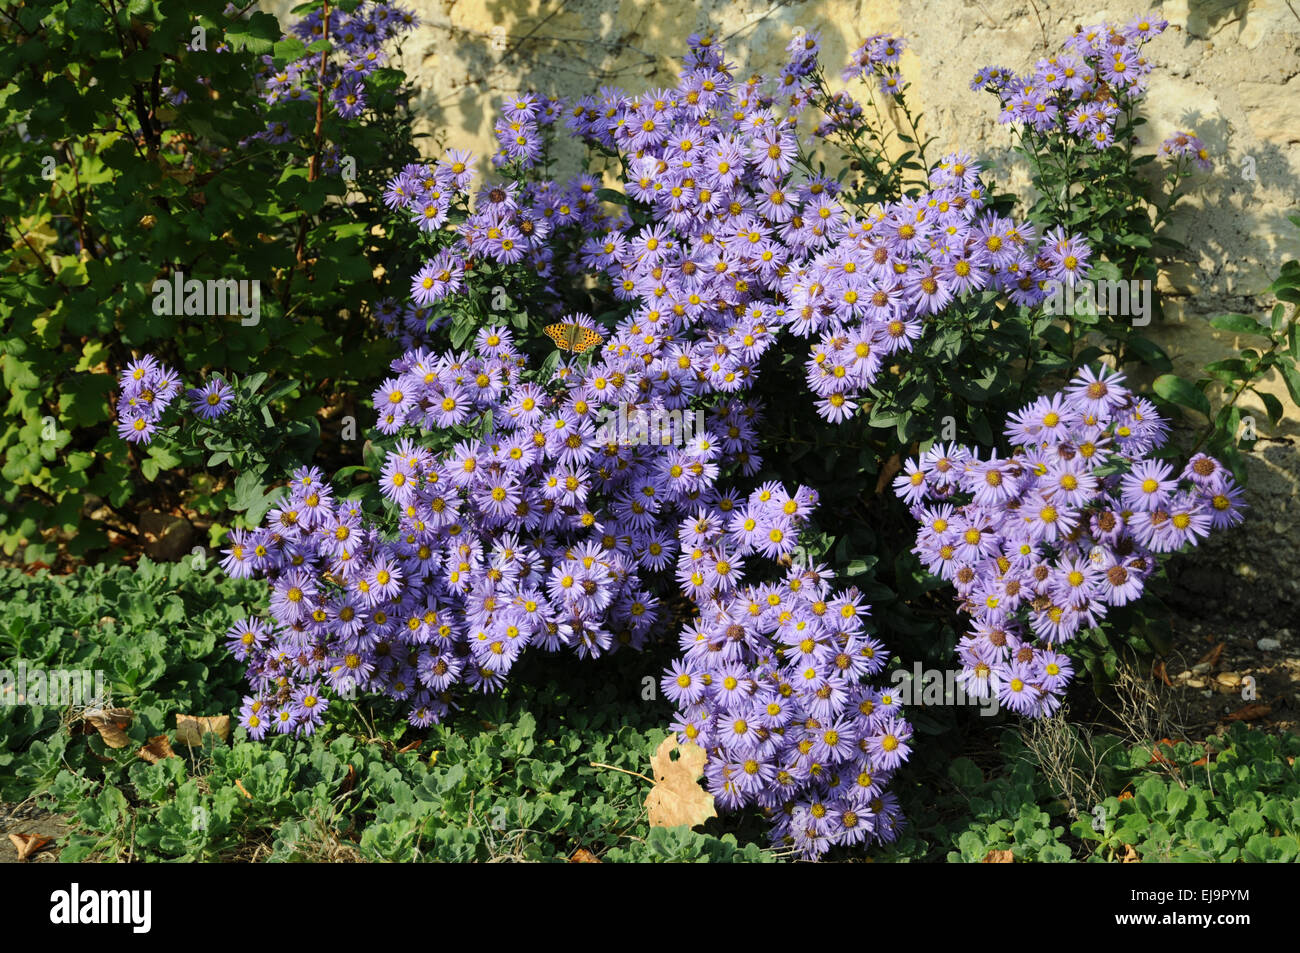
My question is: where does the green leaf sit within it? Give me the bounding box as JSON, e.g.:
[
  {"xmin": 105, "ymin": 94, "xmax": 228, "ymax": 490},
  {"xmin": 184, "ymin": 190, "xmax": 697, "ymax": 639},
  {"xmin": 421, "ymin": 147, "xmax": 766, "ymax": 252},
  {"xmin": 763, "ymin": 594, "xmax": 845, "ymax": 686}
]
[
  {"xmin": 1280, "ymin": 362, "xmax": 1300, "ymax": 407},
  {"xmin": 1153, "ymin": 374, "xmax": 1211, "ymax": 419},
  {"xmin": 1257, "ymin": 390, "xmax": 1284, "ymax": 426},
  {"xmin": 1210, "ymin": 313, "xmax": 1266, "ymax": 336}
]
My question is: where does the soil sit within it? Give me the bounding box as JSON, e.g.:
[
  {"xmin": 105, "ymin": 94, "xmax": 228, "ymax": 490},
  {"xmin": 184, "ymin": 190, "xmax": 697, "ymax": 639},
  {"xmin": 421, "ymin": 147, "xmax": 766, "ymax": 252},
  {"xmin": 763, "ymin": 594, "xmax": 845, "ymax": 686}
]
[
  {"xmin": 0, "ymin": 804, "xmax": 70, "ymax": 864},
  {"xmin": 1161, "ymin": 612, "xmax": 1299, "ymax": 739}
]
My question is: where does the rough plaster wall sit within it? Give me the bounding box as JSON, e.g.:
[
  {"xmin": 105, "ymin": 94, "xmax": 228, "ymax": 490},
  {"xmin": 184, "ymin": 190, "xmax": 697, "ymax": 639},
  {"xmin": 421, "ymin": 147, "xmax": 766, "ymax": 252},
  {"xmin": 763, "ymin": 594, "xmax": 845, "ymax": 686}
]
[{"xmin": 265, "ymin": 0, "xmax": 1300, "ymax": 622}]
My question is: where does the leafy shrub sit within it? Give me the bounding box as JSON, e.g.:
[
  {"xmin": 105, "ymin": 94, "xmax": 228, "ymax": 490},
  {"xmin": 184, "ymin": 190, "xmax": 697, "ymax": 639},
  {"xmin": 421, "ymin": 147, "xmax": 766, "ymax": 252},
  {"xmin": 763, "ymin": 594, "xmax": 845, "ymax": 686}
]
[
  {"xmin": 877, "ymin": 725, "xmax": 1300, "ymax": 863},
  {"xmin": 1073, "ymin": 728, "xmax": 1300, "ymax": 862},
  {"xmin": 0, "ymin": 0, "xmax": 421, "ymax": 564}
]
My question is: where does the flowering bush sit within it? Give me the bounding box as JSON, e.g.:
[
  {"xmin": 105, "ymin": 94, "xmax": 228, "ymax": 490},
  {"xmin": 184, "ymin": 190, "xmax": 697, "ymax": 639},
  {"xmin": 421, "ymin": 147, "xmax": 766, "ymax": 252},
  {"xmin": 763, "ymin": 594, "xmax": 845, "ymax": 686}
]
[
  {"xmin": 202, "ymin": 13, "xmax": 1265, "ymax": 860},
  {"xmin": 213, "ymin": 23, "xmax": 1105, "ymax": 855},
  {"xmin": 970, "ymin": 14, "xmax": 1211, "ymax": 380},
  {"xmin": 64, "ymin": 3, "xmax": 1277, "ymax": 861},
  {"xmin": 896, "ymin": 367, "xmax": 1244, "ymax": 715}
]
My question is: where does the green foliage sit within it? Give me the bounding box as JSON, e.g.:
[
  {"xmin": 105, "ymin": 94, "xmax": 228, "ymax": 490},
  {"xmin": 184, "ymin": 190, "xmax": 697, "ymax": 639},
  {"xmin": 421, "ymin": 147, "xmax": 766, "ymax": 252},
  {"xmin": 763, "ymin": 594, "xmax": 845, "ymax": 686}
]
[
  {"xmin": 5, "ymin": 562, "xmax": 1297, "ymax": 862},
  {"xmin": 877, "ymin": 724, "xmax": 1300, "ymax": 863},
  {"xmin": 0, "ymin": 0, "xmax": 422, "ymax": 564},
  {"xmin": 1072, "ymin": 727, "xmax": 1300, "ymax": 862},
  {"xmin": 1007, "ymin": 85, "xmax": 1183, "ymax": 375},
  {"xmin": 0, "ymin": 562, "xmax": 776, "ymax": 862}
]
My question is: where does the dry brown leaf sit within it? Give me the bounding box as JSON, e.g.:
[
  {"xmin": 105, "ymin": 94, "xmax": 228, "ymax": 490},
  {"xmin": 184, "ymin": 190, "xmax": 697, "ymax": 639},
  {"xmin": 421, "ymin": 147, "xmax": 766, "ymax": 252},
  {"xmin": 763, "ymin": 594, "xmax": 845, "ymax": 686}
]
[
  {"xmin": 175, "ymin": 714, "xmax": 230, "ymax": 746},
  {"xmin": 138, "ymin": 734, "xmax": 176, "ymax": 764},
  {"xmin": 234, "ymin": 779, "xmax": 252, "ymax": 800},
  {"xmin": 79, "ymin": 707, "xmax": 134, "ymax": 749},
  {"xmin": 981, "ymin": 849, "xmax": 1014, "ymax": 863},
  {"xmin": 9, "ymin": 833, "xmax": 52, "ymax": 862},
  {"xmin": 569, "ymin": 848, "xmax": 601, "ymax": 863},
  {"xmin": 1121, "ymin": 844, "xmax": 1140, "ymax": 863},
  {"xmin": 1148, "ymin": 738, "xmax": 1178, "ymax": 766},
  {"xmin": 1152, "ymin": 659, "xmax": 1172, "ymax": 687},
  {"xmin": 1225, "ymin": 703, "xmax": 1272, "ymax": 722},
  {"xmin": 396, "ymin": 739, "xmax": 423, "ymax": 754},
  {"xmin": 644, "ymin": 736, "xmax": 716, "ymax": 829},
  {"xmin": 874, "ymin": 453, "xmax": 903, "ymax": 496},
  {"xmin": 1197, "ymin": 642, "xmax": 1224, "ymax": 669}
]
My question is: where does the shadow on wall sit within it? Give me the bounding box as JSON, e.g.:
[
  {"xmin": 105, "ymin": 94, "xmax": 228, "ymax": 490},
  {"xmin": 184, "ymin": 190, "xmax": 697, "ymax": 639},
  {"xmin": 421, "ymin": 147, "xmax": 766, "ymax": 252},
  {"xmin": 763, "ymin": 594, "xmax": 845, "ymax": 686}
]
[
  {"xmin": 411, "ymin": 0, "xmax": 861, "ymax": 177},
  {"xmin": 1171, "ymin": 107, "xmax": 1297, "ymax": 275},
  {"xmin": 1182, "ymin": 0, "xmax": 1256, "ymax": 43}
]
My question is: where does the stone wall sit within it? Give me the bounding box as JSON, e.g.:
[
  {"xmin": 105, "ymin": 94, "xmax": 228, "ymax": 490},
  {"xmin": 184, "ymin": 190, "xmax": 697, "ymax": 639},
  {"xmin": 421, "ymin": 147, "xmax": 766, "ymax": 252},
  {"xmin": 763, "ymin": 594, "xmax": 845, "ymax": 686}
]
[{"xmin": 264, "ymin": 0, "xmax": 1300, "ymax": 621}]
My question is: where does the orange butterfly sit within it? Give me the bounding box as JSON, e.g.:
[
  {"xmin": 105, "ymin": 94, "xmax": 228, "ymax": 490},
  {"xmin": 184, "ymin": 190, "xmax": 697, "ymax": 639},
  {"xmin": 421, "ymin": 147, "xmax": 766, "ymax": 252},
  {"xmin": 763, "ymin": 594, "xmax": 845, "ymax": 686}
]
[{"xmin": 544, "ymin": 321, "xmax": 604, "ymax": 354}]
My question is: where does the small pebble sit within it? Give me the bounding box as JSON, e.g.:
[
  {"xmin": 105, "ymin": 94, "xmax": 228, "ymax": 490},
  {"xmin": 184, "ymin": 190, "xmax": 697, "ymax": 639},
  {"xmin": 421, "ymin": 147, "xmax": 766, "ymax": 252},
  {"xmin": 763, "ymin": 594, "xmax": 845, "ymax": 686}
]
[
  {"xmin": 1192, "ymin": 661, "xmax": 1213, "ymax": 674},
  {"xmin": 1258, "ymin": 638, "xmax": 1282, "ymax": 651}
]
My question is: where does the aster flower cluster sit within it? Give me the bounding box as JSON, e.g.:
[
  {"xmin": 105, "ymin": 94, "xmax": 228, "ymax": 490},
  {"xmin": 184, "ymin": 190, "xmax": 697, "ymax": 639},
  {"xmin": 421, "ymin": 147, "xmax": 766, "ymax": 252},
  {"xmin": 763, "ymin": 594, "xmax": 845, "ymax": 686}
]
[
  {"xmin": 115, "ymin": 355, "xmax": 233, "ymax": 444},
  {"xmin": 223, "ymin": 320, "xmax": 768, "ymax": 735},
  {"xmin": 380, "ymin": 33, "xmax": 1092, "ymax": 422},
  {"xmin": 972, "ymin": 12, "xmax": 1171, "ymax": 152},
  {"xmin": 490, "ymin": 91, "xmax": 569, "ymax": 169},
  {"xmin": 1159, "ymin": 130, "xmax": 1214, "ymax": 172},
  {"xmin": 250, "ymin": 0, "xmax": 418, "ymax": 135},
  {"xmin": 383, "ymin": 149, "xmax": 614, "ymax": 345},
  {"xmin": 895, "ymin": 367, "xmax": 1245, "ymax": 717},
  {"xmin": 662, "ymin": 484, "xmax": 911, "ymax": 859},
  {"xmin": 841, "ymin": 32, "xmax": 907, "ymax": 96}
]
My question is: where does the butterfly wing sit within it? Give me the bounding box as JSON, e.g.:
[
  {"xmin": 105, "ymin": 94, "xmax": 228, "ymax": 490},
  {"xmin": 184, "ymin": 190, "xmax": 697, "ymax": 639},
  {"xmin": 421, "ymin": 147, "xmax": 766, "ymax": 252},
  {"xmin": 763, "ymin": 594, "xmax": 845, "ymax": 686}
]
[
  {"xmin": 575, "ymin": 326, "xmax": 602, "ymax": 354},
  {"xmin": 543, "ymin": 323, "xmax": 569, "ymax": 350},
  {"xmin": 544, "ymin": 322, "xmax": 600, "ymax": 353}
]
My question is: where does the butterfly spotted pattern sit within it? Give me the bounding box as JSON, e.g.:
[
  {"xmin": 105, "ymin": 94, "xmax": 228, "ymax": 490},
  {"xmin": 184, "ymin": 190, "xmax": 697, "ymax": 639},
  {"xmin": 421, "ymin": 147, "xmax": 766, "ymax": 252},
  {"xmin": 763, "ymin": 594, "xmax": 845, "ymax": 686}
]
[{"xmin": 543, "ymin": 322, "xmax": 603, "ymax": 354}]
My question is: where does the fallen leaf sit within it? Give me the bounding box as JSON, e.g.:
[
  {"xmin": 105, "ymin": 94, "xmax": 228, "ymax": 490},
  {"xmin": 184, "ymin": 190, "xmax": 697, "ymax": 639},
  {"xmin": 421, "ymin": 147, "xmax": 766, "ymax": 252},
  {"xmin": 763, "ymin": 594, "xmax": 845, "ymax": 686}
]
[
  {"xmin": 981, "ymin": 849, "xmax": 1014, "ymax": 863},
  {"xmin": 78, "ymin": 707, "xmax": 134, "ymax": 749},
  {"xmin": 138, "ymin": 735, "xmax": 176, "ymax": 764},
  {"xmin": 1148, "ymin": 738, "xmax": 1178, "ymax": 766},
  {"xmin": 175, "ymin": 714, "xmax": 231, "ymax": 746},
  {"xmin": 396, "ymin": 739, "xmax": 423, "ymax": 753},
  {"xmin": 1152, "ymin": 660, "xmax": 1172, "ymax": 687},
  {"xmin": 1196, "ymin": 642, "xmax": 1224, "ymax": 669},
  {"xmin": 644, "ymin": 736, "xmax": 717, "ymax": 829},
  {"xmin": 1225, "ymin": 703, "xmax": 1272, "ymax": 722},
  {"xmin": 1117, "ymin": 790, "xmax": 1134, "ymax": 801},
  {"xmin": 1121, "ymin": 844, "xmax": 1140, "ymax": 863},
  {"xmin": 234, "ymin": 779, "xmax": 252, "ymax": 800},
  {"xmin": 9, "ymin": 833, "xmax": 52, "ymax": 862},
  {"xmin": 569, "ymin": 848, "xmax": 601, "ymax": 863},
  {"xmin": 874, "ymin": 453, "xmax": 903, "ymax": 496}
]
